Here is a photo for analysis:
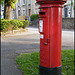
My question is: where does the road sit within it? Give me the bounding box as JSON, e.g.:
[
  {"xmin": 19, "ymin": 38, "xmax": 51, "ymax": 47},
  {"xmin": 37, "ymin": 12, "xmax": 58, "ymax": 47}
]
[{"xmin": 1, "ymin": 27, "xmax": 74, "ymax": 75}]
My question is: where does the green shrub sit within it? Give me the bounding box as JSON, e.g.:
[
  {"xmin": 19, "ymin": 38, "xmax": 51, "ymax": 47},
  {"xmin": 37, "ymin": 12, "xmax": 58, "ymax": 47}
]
[
  {"xmin": 1, "ymin": 19, "xmax": 29, "ymax": 32},
  {"xmin": 10, "ymin": 20, "xmax": 23, "ymax": 30},
  {"xmin": 30, "ymin": 14, "xmax": 39, "ymax": 21},
  {"xmin": 21, "ymin": 20, "xmax": 29, "ymax": 28},
  {"xmin": 1, "ymin": 20, "xmax": 10, "ymax": 32}
]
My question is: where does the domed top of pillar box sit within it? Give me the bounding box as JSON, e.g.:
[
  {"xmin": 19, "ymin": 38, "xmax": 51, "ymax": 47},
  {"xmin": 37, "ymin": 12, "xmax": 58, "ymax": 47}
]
[{"xmin": 36, "ymin": 0, "xmax": 67, "ymax": 4}]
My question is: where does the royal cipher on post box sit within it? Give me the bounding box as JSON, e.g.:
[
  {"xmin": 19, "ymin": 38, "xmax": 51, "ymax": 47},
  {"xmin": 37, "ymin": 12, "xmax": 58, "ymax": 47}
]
[{"xmin": 36, "ymin": 0, "xmax": 67, "ymax": 75}]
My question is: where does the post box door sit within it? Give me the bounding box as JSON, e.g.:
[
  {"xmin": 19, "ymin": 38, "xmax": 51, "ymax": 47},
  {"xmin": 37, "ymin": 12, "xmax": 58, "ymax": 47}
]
[{"xmin": 39, "ymin": 16, "xmax": 50, "ymax": 67}]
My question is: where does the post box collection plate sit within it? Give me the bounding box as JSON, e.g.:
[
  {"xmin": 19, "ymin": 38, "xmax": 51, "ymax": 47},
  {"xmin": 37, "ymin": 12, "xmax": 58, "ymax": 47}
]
[
  {"xmin": 39, "ymin": 20, "xmax": 43, "ymax": 32},
  {"xmin": 40, "ymin": 34, "xmax": 44, "ymax": 39}
]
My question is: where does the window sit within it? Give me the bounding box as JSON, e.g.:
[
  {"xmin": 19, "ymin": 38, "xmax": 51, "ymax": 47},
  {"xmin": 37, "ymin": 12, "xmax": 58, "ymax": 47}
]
[
  {"xmin": 65, "ymin": 6, "xmax": 68, "ymax": 17},
  {"xmin": 18, "ymin": 10, "xmax": 20, "ymax": 16},
  {"xmin": 23, "ymin": 0, "xmax": 25, "ymax": 4},
  {"xmin": 18, "ymin": 0, "xmax": 20, "ymax": 5},
  {"xmin": 35, "ymin": 9, "xmax": 38, "ymax": 14},
  {"xmin": 23, "ymin": 10, "xmax": 25, "ymax": 16},
  {"xmin": 29, "ymin": 0, "xmax": 31, "ymax": 4},
  {"xmin": 29, "ymin": 9, "xmax": 31, "ymax": 16}
]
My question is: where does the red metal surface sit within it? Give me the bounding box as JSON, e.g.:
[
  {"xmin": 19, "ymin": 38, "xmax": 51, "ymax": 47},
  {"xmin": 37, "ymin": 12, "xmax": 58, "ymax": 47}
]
[
  {"xmin": 38, "ymin": 0, "xmax": 66, "ymax": 68},
  {"xmin": 37, "ymin": 0, "xmax": 66, "ymax": 4}
]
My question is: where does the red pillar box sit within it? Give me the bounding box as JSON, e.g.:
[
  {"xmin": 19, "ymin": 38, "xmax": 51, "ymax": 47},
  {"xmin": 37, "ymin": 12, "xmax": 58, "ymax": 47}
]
[{"xmin": 37, "ymin": 0, "xmax": 66, "ymax": 75}]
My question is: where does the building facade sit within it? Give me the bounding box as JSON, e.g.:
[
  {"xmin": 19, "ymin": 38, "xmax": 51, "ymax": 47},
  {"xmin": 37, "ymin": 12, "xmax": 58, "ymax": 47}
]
[
  {"xmin": 62, "ymin": 0, "xmax": 74, "ymax": 18},
  {"xmin": 14, "ymin": 0, "xmax": 40, "ymax": 19},
  {"xmin": 1, "ymin": 0, "xmax": 74, "ymax": 19}
]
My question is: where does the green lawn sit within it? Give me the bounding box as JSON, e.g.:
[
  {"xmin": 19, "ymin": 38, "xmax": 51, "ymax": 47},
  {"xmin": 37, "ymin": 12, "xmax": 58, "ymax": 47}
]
[{"xmin": 16, "ymin": 50, "xmax": 74, "ymax": 75}]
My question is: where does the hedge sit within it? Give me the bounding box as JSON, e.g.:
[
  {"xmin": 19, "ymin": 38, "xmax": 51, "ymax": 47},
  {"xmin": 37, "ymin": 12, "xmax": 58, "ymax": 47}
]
[
  {"xmin": 30, "ymin": 14, "xmax": 39, "ymax": 21},
  {"xmin": 0, "ymin": 19, "xmax": 29, "ymax": 32}
]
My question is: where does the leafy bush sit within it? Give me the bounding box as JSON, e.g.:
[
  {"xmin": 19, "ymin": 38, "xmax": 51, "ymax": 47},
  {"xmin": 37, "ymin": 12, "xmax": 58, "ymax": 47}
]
[
  {"xmin": 1, "ymin": 19, "xmax": 10, "ymax": 32},
  {"xmin": 30, "ymin": 14, "xmax": 39, "ymax": 21},
  {"xmin": 21, "ymin": 20, "xmax": 29, "ymax": 28},
  {"xmin": 1, "ymin": 19, "xmax": 29, "ymax": 32}
]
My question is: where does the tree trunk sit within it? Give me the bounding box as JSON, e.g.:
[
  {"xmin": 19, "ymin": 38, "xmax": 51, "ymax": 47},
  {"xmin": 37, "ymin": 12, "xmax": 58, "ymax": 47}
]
[{"xmin": 4, "ymin": 0, "xmax": 12, "ymax": 20}]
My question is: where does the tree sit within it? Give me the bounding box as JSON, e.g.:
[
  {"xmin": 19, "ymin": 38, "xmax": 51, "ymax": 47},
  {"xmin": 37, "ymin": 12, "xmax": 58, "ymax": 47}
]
[{"xmin": 0, "ymin": 0, "xmax": 17, "ymax": 20}]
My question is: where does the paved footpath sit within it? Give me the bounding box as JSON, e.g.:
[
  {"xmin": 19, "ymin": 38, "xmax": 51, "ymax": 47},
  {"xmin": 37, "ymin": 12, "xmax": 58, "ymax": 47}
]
[{"xmin": 1, "ymin": 27, "xmax": 74, "ymax": 75}]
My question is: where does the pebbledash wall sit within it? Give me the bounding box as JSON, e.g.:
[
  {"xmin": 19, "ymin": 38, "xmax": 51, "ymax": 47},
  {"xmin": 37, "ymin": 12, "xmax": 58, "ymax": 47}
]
[
  {"xmin": 62, "ymin": 18, "xmax": 74, "ymax": 29},
  {"xmin": 29, "ymin": 18, "xmax": 74, "ymax": 30}
]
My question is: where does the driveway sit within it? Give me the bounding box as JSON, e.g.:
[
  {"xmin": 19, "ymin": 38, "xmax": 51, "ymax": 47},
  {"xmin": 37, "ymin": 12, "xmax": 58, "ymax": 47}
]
[{"xmin": 1, "ymin": 27, "xmax": 74, "ymax": 75}]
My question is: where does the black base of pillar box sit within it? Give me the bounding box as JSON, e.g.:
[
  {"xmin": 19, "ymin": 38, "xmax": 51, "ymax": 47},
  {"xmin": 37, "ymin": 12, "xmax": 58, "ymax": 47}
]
[{"xmin": 39, "ymin": 65, "xmax": 62, "ymax": 75}]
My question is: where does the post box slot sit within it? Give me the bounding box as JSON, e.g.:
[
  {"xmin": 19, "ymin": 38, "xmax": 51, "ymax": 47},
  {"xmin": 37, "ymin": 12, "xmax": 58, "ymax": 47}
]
[{"xmin": 39, "ymin": 12, "xmax": 45, "ymax": 15}]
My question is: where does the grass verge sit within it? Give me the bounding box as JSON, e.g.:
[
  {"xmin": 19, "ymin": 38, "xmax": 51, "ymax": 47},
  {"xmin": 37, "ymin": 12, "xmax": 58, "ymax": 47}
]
[{"xmin": 16, "ymin": 50, "xmax": 74, "ymax": 75}]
